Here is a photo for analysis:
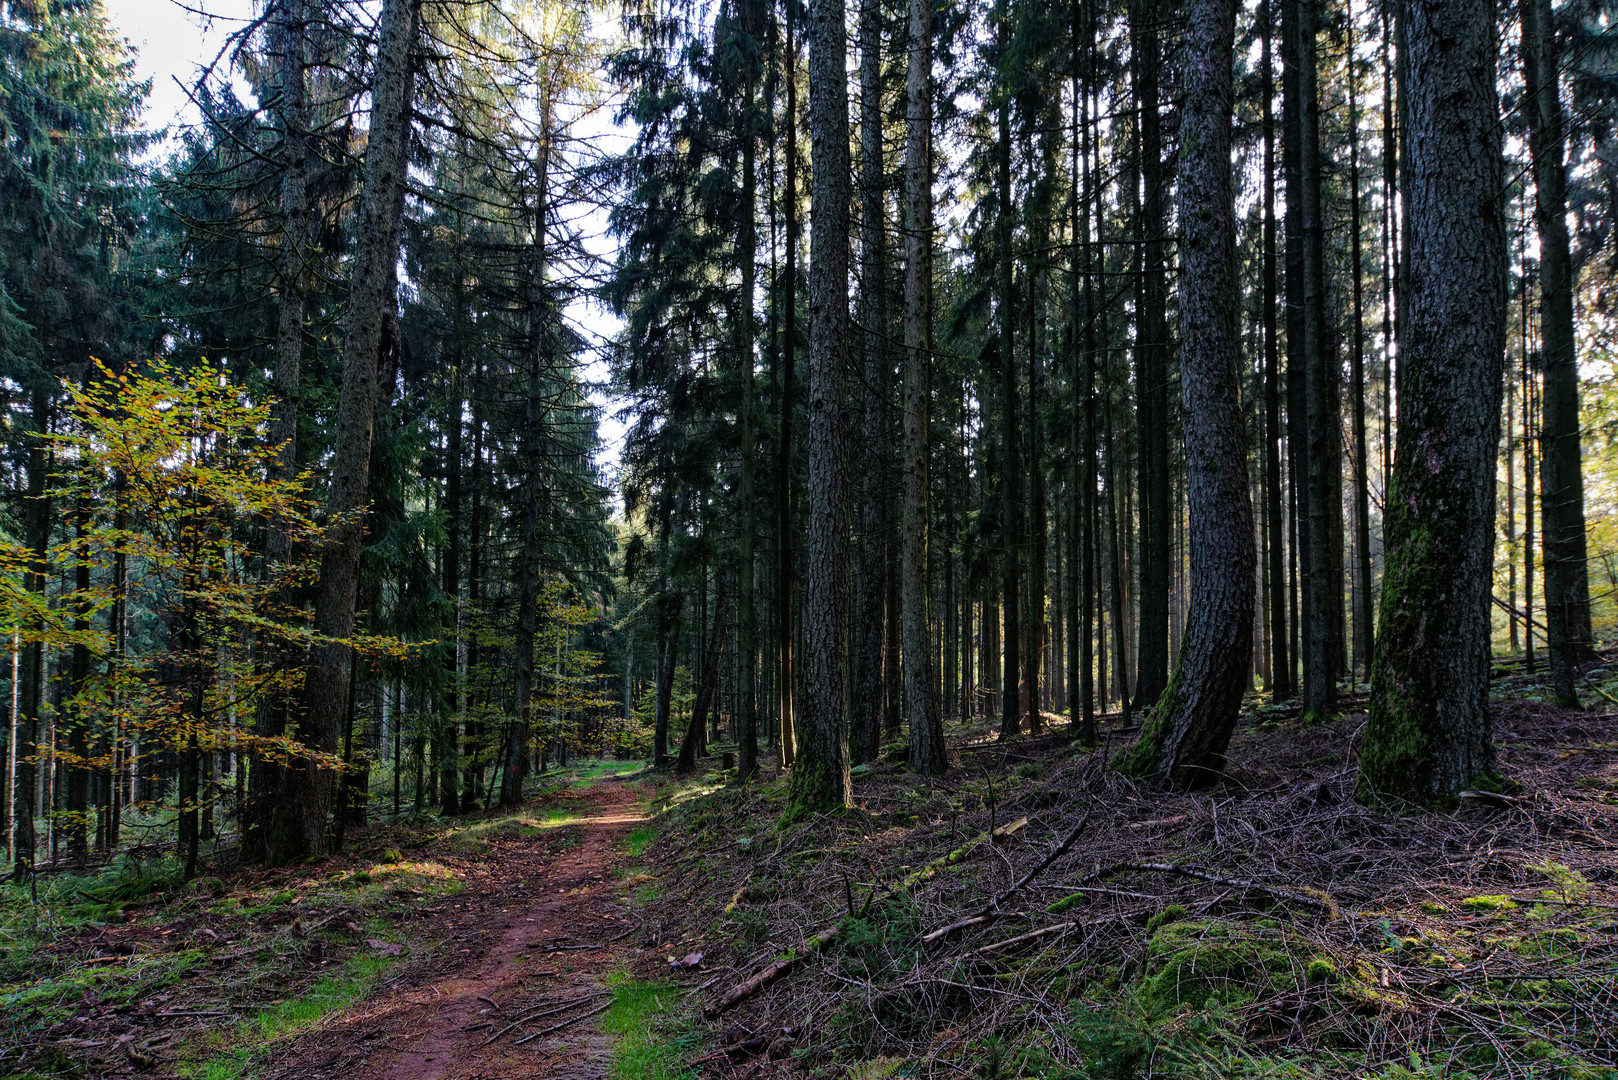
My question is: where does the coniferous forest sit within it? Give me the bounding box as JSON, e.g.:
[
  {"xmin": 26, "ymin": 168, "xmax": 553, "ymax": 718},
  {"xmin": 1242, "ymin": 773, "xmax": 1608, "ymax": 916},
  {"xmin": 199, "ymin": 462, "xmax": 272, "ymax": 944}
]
[{"xmin": 4, "ymin": 0, "xmax": 1618, "ymax": 1075}]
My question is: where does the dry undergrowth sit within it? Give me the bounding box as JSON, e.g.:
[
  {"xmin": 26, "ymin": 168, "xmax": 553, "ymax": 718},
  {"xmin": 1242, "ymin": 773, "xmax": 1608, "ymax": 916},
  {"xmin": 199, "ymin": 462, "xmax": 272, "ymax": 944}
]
[{"xmin": 637, "ymin": 689, "xmax": 1618, "ymax": 1080}]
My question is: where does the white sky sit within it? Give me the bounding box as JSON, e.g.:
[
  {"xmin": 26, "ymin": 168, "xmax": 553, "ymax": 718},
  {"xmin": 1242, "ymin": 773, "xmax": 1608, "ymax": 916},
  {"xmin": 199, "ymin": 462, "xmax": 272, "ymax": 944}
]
[{"xmin": 110, "ymin": 0, "xmax": 258, "ymax": 137}]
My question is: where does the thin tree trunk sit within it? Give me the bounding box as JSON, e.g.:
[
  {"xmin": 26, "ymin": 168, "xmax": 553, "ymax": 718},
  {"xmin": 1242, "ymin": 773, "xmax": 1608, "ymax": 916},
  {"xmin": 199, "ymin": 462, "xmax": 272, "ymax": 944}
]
[
  {"xmin": 1262, "ymin": 0, "xmax": 1290, "ymax": 701},
  {"xmin": 738, "ymin": 14, "xmax": 761, "ymax": 778},
  {"xmin": 1347, "ymin": 22, "xmax": 1374, "ymax": 678},
  {"xmin": 678, "ymin": 599, "xmax": 727, "ymax": 774},
  {"xmin": 776, "ymin": 1, "xmax": 799, "ymax": 769},
  {"xmin": 1297, "ymin": 0, "xmax": 1335, "ymax": 718},
  {"xmin": 903, "ymin": 0, "xmax": 944, "ymax": 774},
  {"xmin": 1362, "ymin": 0, "xmax": 1504, "ymax": 803},
  {"xmin": 504, "ymin": 106, "xmax": 553, "ymax": 806},
  {"xmin": 1522, "ymin": 0, "xmax": 1594, "ymax": 706},
  {"xmin": 996, "ymin": 2, "xmax": 1022, "ymax": 742},
  {"xmin": 248, "ymin": 0, "xmax": 311, "ymax": 861}
]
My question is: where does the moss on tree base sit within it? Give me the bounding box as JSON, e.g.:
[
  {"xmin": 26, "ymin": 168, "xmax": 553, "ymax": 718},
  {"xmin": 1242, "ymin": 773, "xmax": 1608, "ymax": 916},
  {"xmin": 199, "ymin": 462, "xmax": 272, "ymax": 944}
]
[{"xmin": 780, "ymin": 755, "xmax": 842, "ymax": 828}]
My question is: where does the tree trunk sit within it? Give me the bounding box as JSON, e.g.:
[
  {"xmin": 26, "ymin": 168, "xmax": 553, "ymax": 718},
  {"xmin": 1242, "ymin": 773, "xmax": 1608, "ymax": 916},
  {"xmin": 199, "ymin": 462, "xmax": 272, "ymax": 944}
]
[
  {"xmin": 67, "ymin": 498, "xmax": 92, "ymax": 863},
  {"xmin": 1522, "ymin": 0, "xmax": 1594, "ymax": 706},
  {"xmin": 1361, "ymin": 0, "xmax": 1504, "ymax": 803},
  {"xmin": 247, "ymin": 0, "xmax": 312, "ymax": 862},
  {"xmin": 776, "ymin": 0, "xmax": 799, "ymax": 768},
  {"xmin": 652, "ymin": 609, "xmax": 678, "ymax": 767},
  {"xmin": 1261, "ymin": 0, "xmax": 1290, "ymax": 702},
  {"xmin": 737, "ymin": 15, "xmax": 761, "ymax": 779},
  {"xmin": 995, "ymin": 4, "xmax": 1022, "ymax": 742},
  {"xmin": 504, "ymin": 106, "xmax": 553, "ymax": 807},
  {"xmin": 1348, "ymin": 25, "xmax": 1374, "ymax": 679},
  {"xmin": 785, "ymin": 0, "xmax": 852, "ymax": 820},
  {"xmin": 903, "ymin": 0, "xmax": 945, "ymax": 774},
  {"xmin": 678, "ymin": 600, "xmax": 727, "ymax": 774},
  {"xmin": 439, "ymin": 369, "xmax": 463, "ymax": 817},
  {"xmin": 1131, "ymin": 0, "xmax": 1171, "ymax": 712},
  {"xmin": 1290, "ymin": 0, "xmax": 1335, "ymax": 719},
  {"xmin": 1118, "ymin": 0, "xmax": 1249, "ymax": 788},
  {"xmin": 284, "ymin": 0, "xmax": 421, "ymax": 860},
  {"xmin": 853, "ymin": 0, "xmax": 888, "ymax": 765}
]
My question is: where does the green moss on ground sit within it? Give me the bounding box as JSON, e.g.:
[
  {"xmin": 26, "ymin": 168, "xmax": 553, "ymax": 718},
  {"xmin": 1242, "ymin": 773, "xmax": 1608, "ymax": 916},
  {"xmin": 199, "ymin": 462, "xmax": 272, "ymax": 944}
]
[{"xmin": 1141, "ymin": 920, "xmax": 1300, "ymax": 1013}]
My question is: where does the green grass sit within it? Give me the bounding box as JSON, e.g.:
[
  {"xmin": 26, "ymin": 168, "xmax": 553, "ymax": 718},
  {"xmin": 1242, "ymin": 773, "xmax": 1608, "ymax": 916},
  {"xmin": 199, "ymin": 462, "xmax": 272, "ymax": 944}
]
[
  {"xmin": 180, "ymin": 949, "xmax": 400, "ymax": 1079},
  {"xmin": 625, "ymin": 825, "xmax": 657, "ymax": 858},
  {"xmin": 601, "ymin": 973, "xmax": 699, "ymax": 1080}
]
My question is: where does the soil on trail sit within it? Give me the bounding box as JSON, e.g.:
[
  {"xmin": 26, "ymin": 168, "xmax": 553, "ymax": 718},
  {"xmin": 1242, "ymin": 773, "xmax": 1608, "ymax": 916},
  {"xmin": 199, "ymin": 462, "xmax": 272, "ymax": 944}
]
[{"xmin": 264, "ymin": 778, "xmax": 649, "ymax": 1080}]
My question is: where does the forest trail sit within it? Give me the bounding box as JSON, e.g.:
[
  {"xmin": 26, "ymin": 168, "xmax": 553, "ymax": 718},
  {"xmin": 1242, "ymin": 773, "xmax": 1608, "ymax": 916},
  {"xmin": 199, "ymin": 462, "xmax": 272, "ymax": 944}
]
[{"xmin": 265, "ymin": 778, "xmax": 649, "ymax": 1080}]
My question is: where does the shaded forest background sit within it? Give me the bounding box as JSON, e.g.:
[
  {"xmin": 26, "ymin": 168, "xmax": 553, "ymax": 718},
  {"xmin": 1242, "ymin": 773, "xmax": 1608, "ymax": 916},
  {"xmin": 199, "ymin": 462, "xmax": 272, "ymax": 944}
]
[{"xmin": 2, "ymin": 0, "xmax": 1618, "ymax": 874}]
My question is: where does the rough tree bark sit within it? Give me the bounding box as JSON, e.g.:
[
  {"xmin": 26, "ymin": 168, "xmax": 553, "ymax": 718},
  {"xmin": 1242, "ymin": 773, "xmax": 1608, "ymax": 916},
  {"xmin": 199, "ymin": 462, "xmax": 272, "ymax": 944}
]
[
  {"xmin": 280, "ymin": 0, "xmax": 421, "ymax": 860},
  {"xmin": 785, "ymin": 0, "xmax": 853, "ymax": 820},
  {"xmin": 853, "ymin": 0, "xmax": 888, "ymax": 765},
  {"xmin": 1522, "ymin": 0, "xmax": 1594, "ymax": 706},
  {"xmin": 1118, "ymin": 0, "xmax": 1250, "ymax": 788},
  {"xmin": 1361, "ymin": 0, "xmax": 1505, "ymax": 803},
  {"xmin": 903, "ymin": 0, "xmax": 945, "ymax": 775},
  {"xmin": 1131, "ymin": 0, "xmax": 1171, "ymax": 713}
]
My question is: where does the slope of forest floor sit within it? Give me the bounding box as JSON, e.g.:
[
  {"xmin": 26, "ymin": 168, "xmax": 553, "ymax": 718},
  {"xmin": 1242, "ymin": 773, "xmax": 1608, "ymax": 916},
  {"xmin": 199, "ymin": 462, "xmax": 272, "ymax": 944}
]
[{"xmin": 630, "ymin": 674, "xmax": 1618, "ymax": 1079}]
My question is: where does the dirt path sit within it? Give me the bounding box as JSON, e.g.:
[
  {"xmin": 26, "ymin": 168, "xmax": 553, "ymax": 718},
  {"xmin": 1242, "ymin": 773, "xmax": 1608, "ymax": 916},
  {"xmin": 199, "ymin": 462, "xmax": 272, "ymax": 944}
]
[{"xmin": 264, "ymin": 779, "xmax": 649, "ymax": 1080}]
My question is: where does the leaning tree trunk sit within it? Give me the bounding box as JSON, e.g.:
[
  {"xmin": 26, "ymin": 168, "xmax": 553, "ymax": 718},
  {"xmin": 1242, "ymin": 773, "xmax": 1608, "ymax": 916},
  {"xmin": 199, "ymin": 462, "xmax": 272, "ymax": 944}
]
[
  {"xmin": 784, "ymin": 0, "xmax": 853, "ymax": 821},
  {"xmin": 903, "ymin": 0, "xmax": 945, "ymax": 775},
  {"xmin": 1118, "ymin": 0, "xmax": 1250, "ymax": 789},
  {"xmin": 1360, "ymin": 0, "xmax": 1505, "ymax": 803},
  {"xmin": 1522, "ymin": 0, "xmax": 1594, "ymax": 707},
  {"xmin": 282, "ymin": 0, "xmax": 421, "ymax": 861}
]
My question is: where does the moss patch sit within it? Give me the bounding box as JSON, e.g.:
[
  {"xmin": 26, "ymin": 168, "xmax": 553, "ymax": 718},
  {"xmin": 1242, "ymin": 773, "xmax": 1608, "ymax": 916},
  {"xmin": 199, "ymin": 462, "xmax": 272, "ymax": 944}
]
[
  {"xmin": 1460, "ymin": 895, "xmax": 1517, "ymax": 912},
  {"xmin": 1141, "ymin": 920, "xmax": 1299, "ymax": 1013}
]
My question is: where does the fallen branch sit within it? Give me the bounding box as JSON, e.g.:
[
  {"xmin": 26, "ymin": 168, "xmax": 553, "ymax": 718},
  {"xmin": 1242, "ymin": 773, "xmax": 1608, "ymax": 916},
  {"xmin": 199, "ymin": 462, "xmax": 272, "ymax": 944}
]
[
  {"xmin": 975, "ymin": 920, "xmax": 1080, "ymax": 954},
  {"xmin": 482, "ymin": 992, "xmax": 610, "ymax": 1045},
  {"xmin": 895, "ymin": 817, "xmax": 1029, "ymax": 893},
  {"xmin": 1061, "ymin": 861, "xmax": 1339, "ymax": 916},
  {"xmin": 511, "ymin": 998, "xmax": 614, "ymax": 1045},
  {"xmin": 705, "ymin": 926, "xmax": 838, "ymax": 1018},
  {"xmin": 921, "ymin": 812, "xmax": 1092, "ymax": 944}
]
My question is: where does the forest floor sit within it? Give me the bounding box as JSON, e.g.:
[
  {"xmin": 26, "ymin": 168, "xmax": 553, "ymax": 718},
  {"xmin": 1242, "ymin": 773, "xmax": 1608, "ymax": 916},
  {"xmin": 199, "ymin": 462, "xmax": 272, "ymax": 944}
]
[
  {"xmin": 0, "ymin": 763, "xmax": 704, "ymax": 1080},
  {"xmin": 627, "ymin": 669, "xmax": 1618, "ymax": 1080},
  {"xmin": 5, "ymin": 663, "xmax": 1618, "ymax": 1080}
]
